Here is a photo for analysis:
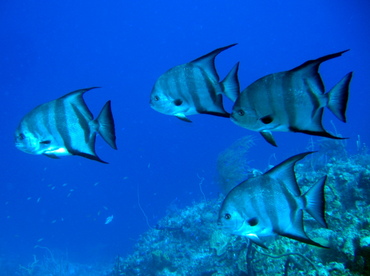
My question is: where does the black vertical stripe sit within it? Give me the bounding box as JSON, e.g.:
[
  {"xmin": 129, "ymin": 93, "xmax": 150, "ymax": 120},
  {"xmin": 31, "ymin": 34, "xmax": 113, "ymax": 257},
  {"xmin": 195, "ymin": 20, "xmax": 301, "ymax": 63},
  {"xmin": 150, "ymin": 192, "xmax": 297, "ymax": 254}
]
[
  {"xmin": 304, "ymin": 78, "xmax": 321, "ymax": 119},
  {"xmin": 173, "ymin": 67, "xmax": 189, "ymax": 107},
  {"xmin": 281, "ymin": 183, "xmax": 300, "ymax": 228},
  {"xmin": 186, "ymin": 65, "xmax": 201, "ymax": 109},
  {"xmin": 43, "ymin": 103, "xmax": 53, "ymax": 137},
  {"xmin": 265, "ymin": 179, "xmax": 281, "ymax": 231},
  {"xmin": 28, "ymin": 106, "xmax": 45, "ymax": 135},
  {"xmin": 282, "ymin": 72, "xmax": 296, "ymax": 128},
  {"xmin": 265, "ymin": 75, "xmax": 280, "ymax": 120},
  {"xmin": 25, "ymin": 109, "xmax": 37, "ymax": 135},
  {"xmin": 55, "ymin": 99, "xmax": 72, "ymax": 152},
  {"xmin": 71, "ymin": 103, "xmax": 91, "ymax": 145},
  {"xmin": 249, "ymin": 186, "xmax": 261, "ymax": 219},
  {"xmin": 200, "ymin": 68, "xmax": 218, "ymax": 105},
  {"xmin": 44, "ymin": 101, "xmax": 59, "ymax": 141}
]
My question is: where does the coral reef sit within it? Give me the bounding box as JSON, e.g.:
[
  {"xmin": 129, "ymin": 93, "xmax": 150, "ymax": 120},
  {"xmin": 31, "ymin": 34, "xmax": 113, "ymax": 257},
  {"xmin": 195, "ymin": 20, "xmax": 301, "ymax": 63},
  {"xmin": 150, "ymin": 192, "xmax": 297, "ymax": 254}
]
[
  {"xmin": 112, "ymin": 146, "xmax": 370, "ymax": 276},
  {"xmin": 16, "ymin": 246, "xmax": 110, "ymax": 276}
]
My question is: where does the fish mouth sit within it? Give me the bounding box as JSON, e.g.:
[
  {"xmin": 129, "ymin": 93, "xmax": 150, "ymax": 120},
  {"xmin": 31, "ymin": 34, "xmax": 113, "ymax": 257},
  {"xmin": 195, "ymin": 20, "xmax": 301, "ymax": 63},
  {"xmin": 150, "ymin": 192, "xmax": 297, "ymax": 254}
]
[
  {"xmin": 149, "ymin": 101, "xmax": 171, "ymax": 114},
  {"xmin": 149, "ymin": 100, "xmax": 156, "ymax": 109},
  {"xmin": 217, "ymin": 219, "xmax": 247, "ymax": 235},
  {"xmin": 14, "ymin": 143, "xmax": 23, "ymax": 150},
  {"xmin": 15, "ymin": 141, "xmax": 27, "ymax": 150},
  {"xmin": 230, "ymin": 111, "xmax": 245, "ymax": 123}
]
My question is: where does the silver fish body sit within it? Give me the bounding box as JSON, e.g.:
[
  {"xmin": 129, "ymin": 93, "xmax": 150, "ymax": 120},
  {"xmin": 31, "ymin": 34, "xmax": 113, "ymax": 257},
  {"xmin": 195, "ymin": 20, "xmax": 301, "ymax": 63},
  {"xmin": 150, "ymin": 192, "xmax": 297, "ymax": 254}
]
[
  {"xmin": 218, "ymin": 152, "xmax": 328, "ymax": 248},
  {"xmin": 150, "ymin": 44, "xmax": 240, "ymax": 122},
  {"xmin": 231, "ymin": 50, "xmax": 352, "ymax": 146},
  {"xmin": 15, "ymin": 87, "xmax": 117, "ymax": 163}
]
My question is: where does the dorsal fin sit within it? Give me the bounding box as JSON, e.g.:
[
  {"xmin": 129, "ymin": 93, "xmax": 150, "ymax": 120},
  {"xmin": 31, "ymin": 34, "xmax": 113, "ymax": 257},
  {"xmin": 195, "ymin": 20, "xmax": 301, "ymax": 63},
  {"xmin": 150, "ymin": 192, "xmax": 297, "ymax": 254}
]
[
  {"xmin": 60, "ymin": 87, "xmax": 100, "ymax": 120},
  {"xmin": 60, "ymin": 86, "xmax": 100, "ymax": 101},
  {"xmin": 266, "ymin": 152, "xmax": 314, "ymax": 196},
  {"xmin": 191, "ymin": 44, "xmax": 237, "ymax": 81},
  {"xmin": 290, "ymin": 50, "xmax": 349, "ymax": 94},
  {"xmin": 291, "ymin": 50, "xmax": 349, "ymax": 76}
]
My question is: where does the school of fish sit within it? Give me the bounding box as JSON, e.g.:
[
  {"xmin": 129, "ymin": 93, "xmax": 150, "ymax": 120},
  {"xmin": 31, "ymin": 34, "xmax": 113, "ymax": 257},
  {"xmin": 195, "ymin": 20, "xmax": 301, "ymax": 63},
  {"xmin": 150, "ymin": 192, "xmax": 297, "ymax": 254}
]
[{"xmin": 15, "ymin": 44, "xmax": 353, "ymax": 249}]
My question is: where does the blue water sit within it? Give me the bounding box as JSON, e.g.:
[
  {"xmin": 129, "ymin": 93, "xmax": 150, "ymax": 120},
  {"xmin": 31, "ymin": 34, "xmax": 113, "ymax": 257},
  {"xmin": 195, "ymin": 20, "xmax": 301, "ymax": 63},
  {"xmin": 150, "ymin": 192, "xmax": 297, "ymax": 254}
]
[{"xmin": 1, "ymin": 0, "xmax": 369, "ymax": 272}]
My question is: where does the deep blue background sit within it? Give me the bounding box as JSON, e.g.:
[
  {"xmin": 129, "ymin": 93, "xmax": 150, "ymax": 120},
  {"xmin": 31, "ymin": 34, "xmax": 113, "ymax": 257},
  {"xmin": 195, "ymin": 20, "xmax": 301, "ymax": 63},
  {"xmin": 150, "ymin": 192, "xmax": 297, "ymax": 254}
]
[{"xmin": 1, "ymin": 0, "xmax": 369, "ymax": 267}]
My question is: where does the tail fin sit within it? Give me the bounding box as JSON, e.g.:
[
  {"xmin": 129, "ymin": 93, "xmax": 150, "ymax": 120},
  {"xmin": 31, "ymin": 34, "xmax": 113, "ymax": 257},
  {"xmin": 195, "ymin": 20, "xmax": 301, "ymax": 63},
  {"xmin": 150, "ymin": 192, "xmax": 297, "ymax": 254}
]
[
  {"xmin": 220, "ymin": 62, "xmax": 240, "ymax": 102},
  {"xmin": 327, "ymin": 72, "xmax": 352, "ymax": 122},
  {"xmin": 303, "ymin": 176, "xmax": 328, "ymax": 228},
  {"xmin": 96, "ymin": 101, "xmax": 117, "ymax": 150}
]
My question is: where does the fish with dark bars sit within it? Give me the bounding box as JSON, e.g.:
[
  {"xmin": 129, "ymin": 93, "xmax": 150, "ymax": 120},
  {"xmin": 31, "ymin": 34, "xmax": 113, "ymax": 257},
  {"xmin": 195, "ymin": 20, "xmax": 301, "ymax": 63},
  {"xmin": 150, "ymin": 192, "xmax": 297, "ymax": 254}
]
[
  {"xmin": 218, "ymin": 152, "xmax": 328, "ymax": 249},
  {"xmin": 15, "ymin": 87, "xmax": 117, "ymax": 163},
  {"xmin": 231, "ymin": 50, "xmax": 353, "ymax": 146},
  {"xmin": 150, "ymin": 44, "xmax": 240, "ymax": 122}
]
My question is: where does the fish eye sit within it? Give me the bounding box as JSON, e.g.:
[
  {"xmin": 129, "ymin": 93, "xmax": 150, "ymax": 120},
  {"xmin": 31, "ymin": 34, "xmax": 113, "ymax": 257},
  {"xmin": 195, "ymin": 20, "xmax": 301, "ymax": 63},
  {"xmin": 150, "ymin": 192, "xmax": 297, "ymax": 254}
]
[
  {"xmin": 247, "ymin": 217, "xmax": 258, "ymax": 226},
  {"xmin": 224, "ymin": 213, "xmax": 232, "ymax": 220},
  {"xmin": 40, "ymin": 140, "xmax": 51, "ymax": 144},
  {"xmin": 153, "ymin": 95, "xmax": 160, "ymax": 101},
  {"xmin": 260, "ymin": 115, "xmax": 273, "ymax": 124},
  {"xmin": 237, "ymin": 110, "xmax": 245, "ymax": 116},
  {"xmin": 173, "ymin": 99, "xmax": 183, "ymax": 106},
  {"xmin": 18, "ymin": 133, "xmax": 26, "ymax": 140}
]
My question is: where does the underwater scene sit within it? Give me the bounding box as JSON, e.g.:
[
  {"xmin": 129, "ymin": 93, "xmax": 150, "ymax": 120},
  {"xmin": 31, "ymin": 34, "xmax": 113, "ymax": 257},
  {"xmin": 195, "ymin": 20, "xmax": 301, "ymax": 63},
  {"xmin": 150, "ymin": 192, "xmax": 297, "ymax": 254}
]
[{"xmin": 1, "ymin": 1, "xmax": 370, "ymax": 276}]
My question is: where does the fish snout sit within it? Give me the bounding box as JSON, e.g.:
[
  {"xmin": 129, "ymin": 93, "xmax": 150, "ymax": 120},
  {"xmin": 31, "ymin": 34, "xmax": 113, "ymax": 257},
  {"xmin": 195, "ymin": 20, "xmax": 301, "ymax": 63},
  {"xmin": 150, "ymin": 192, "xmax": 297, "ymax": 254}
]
[
  {"xmin": 216, "ymin": 218, "xmax": 225, "ymax": 229},
  {"xmin": 14, "ymin": 133, "xmax": 28, "ymax": 151},
  {"xmin": 229, "ymin": 111, "xmax": 239, "ymax": 123},
  {"xmin": 149, "ymin": 98, "xmax": 156, "ymax": 109}
]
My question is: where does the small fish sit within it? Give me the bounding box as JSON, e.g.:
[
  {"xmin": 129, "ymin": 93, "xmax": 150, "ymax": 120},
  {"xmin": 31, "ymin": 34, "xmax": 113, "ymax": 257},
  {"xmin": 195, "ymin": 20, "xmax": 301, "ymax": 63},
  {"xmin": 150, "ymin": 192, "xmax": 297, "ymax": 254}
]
[
  {"xmin": 150, "ymin": 44, "xmax": 240, "ymax": 122},
  {"xmin": 15, "ymin": 87, "xmax": 117, "ymax": 163},
  {"xmin": 105, "ymin": 215, "xmax": 114, "ymax": 224},
  {"xmin": 218, "ymin": 152, "xmax": 328, "ymax": 249},
  {"xmin": 231, "ymin": 50, "xmax": 353, "ymax": 146}
]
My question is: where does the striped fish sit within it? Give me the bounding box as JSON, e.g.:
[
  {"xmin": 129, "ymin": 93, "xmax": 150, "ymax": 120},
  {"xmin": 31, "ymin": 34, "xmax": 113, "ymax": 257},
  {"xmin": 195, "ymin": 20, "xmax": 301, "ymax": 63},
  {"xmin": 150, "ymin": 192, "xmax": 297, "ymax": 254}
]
[
  {"xmin": 218, "ymin": 152, "xmax": 328, "ymax": 249},
  {"xmin": 150, "ymin": 44, "xmax": 240, "ymax": 122},
  {"xmin": 15, "ymin": 87, "xmax": 117, "ymax": 163},
  {"xmin": 231, "ymin": 50, "xmax": 353, "ymax": 146}
]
